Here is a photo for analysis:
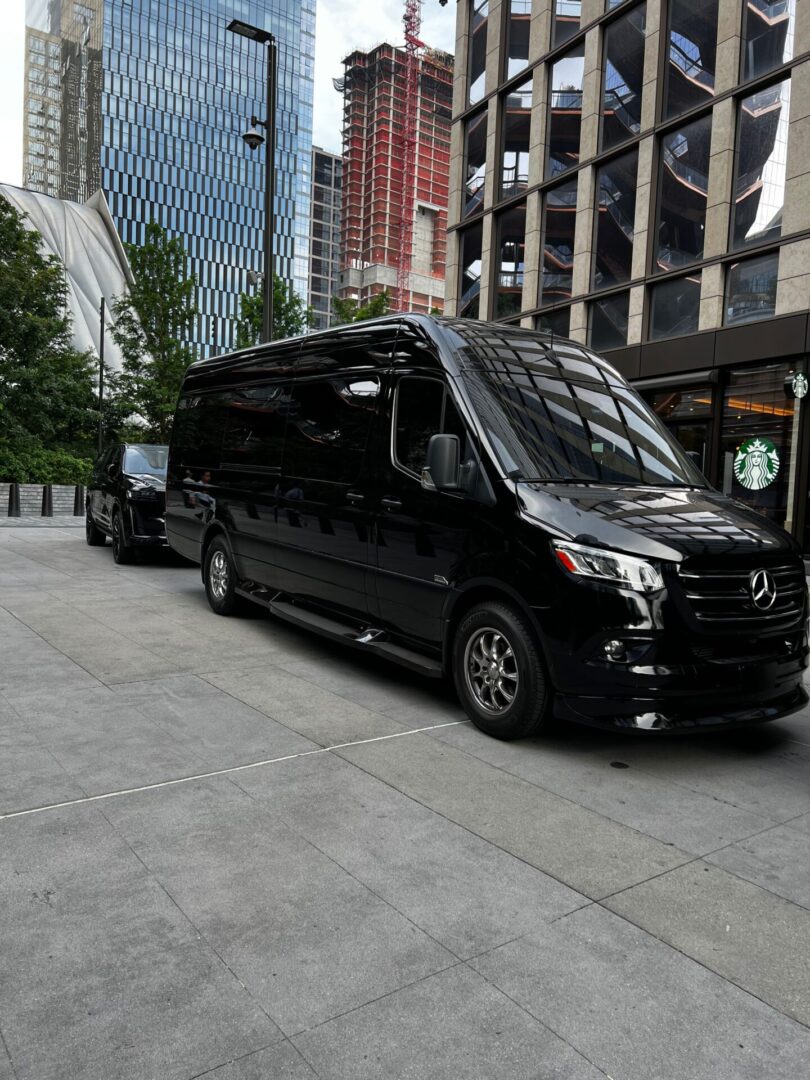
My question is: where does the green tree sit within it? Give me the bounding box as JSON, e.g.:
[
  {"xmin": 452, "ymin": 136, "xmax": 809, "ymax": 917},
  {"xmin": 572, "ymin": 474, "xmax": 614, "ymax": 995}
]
[
  {"xmin": 111, "ymin": 221, "xmax": 198, "ymax": 442},
  {"xmin": 0, "ymin": 194, "xmax": 98, "ymax": 477},
  {"xmin": 331, "ymin": 289, "xmax": 391, "ymax": 326},
  {"xmin": 235, "ymin": 274, "xmax": 315, "ymax": 348}
]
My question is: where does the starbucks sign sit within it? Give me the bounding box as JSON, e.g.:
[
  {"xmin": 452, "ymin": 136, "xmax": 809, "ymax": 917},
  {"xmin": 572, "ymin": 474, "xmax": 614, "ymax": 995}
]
[{"xmin": 733, "ymin": 437, "xmax": 780, "ymax": 491}]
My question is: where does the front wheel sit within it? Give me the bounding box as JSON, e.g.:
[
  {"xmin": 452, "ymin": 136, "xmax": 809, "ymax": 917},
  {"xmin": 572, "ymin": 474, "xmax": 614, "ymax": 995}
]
[
  {"xmin": 111, "ymin": 509, "xmax": 135, "ymax": 565},
  {"xmin": 204, "ymin": 537, "xmax": 247, "ymax": 615},
  {"xmin": 85, "ymin": 506, "xmax": 106, "ymax": 546},
  {"xmin": 452, "ymin": 602, "xmax": 551, "ymax": 740}
]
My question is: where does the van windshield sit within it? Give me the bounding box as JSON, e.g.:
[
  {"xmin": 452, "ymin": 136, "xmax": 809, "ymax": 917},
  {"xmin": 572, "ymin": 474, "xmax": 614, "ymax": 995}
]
[{"xmin": 459, "ymin": 362, "xmax": 706, "ymax": 488}]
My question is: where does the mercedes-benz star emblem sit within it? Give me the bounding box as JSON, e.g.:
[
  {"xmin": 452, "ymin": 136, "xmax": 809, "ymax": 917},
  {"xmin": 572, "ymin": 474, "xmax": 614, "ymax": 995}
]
[{"xmin": 750, "ymin": 569, "xmax": 777, "ymax": 611}]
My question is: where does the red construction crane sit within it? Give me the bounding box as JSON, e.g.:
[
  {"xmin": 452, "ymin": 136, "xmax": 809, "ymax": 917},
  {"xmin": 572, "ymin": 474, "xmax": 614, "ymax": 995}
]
[{"xmin": 396, "ymin": 0, "xmax": 424, "ymax": 312}]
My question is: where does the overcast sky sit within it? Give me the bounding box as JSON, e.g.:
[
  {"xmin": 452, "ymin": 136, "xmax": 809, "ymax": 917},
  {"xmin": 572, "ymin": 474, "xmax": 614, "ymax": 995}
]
[{"xmin": 0, "ymin": 0, "xmax": 456, "ymax": 188}]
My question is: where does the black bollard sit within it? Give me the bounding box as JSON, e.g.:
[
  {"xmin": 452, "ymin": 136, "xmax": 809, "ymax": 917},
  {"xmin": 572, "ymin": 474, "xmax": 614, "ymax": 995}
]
[
  {"xmin": 73, "ymin": 484, "xmax": 85, "ymax": 516},
  {"xmin": 41, "ymin": 484, "xmax": 53, "ymax": 517},
  {"xmin": 8, "ymin": 482, "xmax": 20, "ymax": 517}
]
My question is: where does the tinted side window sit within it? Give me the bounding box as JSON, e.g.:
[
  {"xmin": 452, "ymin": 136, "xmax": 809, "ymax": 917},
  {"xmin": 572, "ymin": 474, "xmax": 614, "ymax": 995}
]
[
  {"xmin": 171, "ymin": 393, "xmax": 228, "ymax": 473},
  {"xmin": 285, "ymin": 376, "xmax": 380, "ymax": 483},
  {"xmin": 394, "ymin": 378, "xmax": 467, "ymax": 476},
  {"xmin": 221, "ymin": 383, "xmax": 289, "ymax": 471}
]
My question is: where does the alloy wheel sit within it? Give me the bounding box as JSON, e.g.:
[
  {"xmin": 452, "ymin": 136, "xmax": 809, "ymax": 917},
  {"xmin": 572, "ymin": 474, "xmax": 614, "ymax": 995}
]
[{"xmin": 463, "ymin": 626, "xmax": 519, "ymax": 714}]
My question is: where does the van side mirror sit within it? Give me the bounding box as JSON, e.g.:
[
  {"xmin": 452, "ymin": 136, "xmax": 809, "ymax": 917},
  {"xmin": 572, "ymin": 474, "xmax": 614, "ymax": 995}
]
[
  {"xmin": 106, "ymin": 462, "xmax": 118, "ymax": 479},
  {"xmin": 422, "ymin": 434, "xmax": 460, "ymax": 492}
]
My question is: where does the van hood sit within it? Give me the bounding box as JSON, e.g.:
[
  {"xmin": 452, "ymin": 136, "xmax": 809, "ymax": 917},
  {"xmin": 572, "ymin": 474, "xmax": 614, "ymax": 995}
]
[{"xmin": 516, "ymin": 483, "xmax": 799, "ymax": 563}]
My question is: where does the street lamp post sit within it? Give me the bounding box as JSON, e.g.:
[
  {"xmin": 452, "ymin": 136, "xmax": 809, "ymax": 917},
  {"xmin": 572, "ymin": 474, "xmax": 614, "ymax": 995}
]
[{"xmin": 226, "ymin": 18, "xmax": 277, "ymax": 344}]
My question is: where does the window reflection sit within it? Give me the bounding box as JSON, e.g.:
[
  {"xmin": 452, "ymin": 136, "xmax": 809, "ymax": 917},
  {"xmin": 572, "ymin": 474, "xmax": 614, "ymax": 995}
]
[
  {"xmin": 459, "ymin": 221, "xmax": 483, "ymax": 318},
  {"xmin": 590, "ymin": 291, "xmax": 630, "ymax": 351},
  {"xmin": 464, "ymin": 111, "xmax": 487, "ymax": 218},
  {"xmin": 649, "ymin": 273, "xmax": 702, "ymax": 340},
  {"xmin": 725, "ymin": 252, "xmax": 779, "ymax": 326},
  {"xmin": 495, "ymin": 203, "xmax": 526, "ymax": 319},
  {"xmin": 732, "ymin": 79, "xmax": 791, "ymax": 250},
  {"xmin": 656, "ymin": 114, "xmax": 711, "ymax": 272},
  {"xmin": 553, "ymin": 1, "xmax": 581, "ymax": 48},
  {"xmin": 536, "ymin": 307, "xmax": 571, "ymax": 337},
  {"xmin": 743, "ymin": 0, "xmax": 795, "ymax": 82},
  {"xmin": 506, "ymin": 1, "xmax": 531, "ymax": 79},
  {"xmin": 541, "ymin": 176, "xmax": 577, "ymax": 306},
  {"xmin": 547, "ymin": 44, "xmax": 584, "ymax": 178},
  {"xmin": 501, "ymin": 79, "xmax": 532, "ymax": 199},
  {"xmin": 601, "ymin": 4, "xmax": 646, "ymax": 151},
  {"xmin": 665, "ymin": 0, "xmax": 717, "ymax": 119},
  {"xmin": 594, "ymin": 149, "xmax": 638, "ymax": 290},
  {"xmin": 469, "ymin": 0, "xmax": 489, "ymax": 106}
]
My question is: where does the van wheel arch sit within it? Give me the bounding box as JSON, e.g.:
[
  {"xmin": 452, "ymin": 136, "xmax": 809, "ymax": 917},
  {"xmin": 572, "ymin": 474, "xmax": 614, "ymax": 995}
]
[
  {"xmin": 200, "ymin": 523, "xmax": 231, "ymax": 583},
  {"xmin": 444, "ymin": 582, "xmax": 544, "ymax": 674}
]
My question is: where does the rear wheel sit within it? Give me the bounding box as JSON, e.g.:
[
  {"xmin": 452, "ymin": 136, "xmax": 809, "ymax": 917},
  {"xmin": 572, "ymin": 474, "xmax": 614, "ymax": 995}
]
[
  {"xmin": 204, "ymin": 537, "xmax": 247, "ymax": 615},
  {"xmin": 111, "ymin": 509, "xmax": 135, "ymax": 565},
  {"xmin": 452, "ymin": 602, "xmax": 551, "ymax": 740},
  {"xmin": 85, "ymin": 506, "xmax": 106, "ymax": 546}
]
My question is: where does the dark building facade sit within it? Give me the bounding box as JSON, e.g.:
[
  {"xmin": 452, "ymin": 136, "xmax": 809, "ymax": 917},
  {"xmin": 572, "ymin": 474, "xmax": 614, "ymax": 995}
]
[
  {"xmin": 23, "ymin": 0, "xmax": 316, "ymax": 356},
  {"xmin": 446, "ymin": 1, "xmax": 810, "ymax": 551},
  {"xmin": 308, "ymin": 147, "xmax": 342, "ymax": 330}
]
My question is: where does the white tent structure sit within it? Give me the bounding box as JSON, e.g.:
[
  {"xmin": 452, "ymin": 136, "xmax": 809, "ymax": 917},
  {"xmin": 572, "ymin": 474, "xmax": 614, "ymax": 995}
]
[{"xmin": 0, "ymin": 184, "xmax": 133, "ymax": 371}]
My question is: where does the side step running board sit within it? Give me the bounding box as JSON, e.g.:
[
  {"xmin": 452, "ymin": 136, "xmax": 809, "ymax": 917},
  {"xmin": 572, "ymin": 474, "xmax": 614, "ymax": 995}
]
[{"xmin": 266, "ymin": 598, "xmax": 443, "ymax": 679}]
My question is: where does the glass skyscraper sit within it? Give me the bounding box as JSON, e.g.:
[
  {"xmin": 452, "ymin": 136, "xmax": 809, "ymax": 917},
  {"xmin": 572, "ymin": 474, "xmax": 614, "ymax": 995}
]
[{"xmin": 23, "ymin": 0, "xmax": 315, "ymax": 355}]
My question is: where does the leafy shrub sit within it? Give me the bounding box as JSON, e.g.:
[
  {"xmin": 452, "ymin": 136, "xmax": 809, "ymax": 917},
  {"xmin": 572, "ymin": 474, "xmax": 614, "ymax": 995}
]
[{"xmin": 0, "ymin": 445, "xmax": 92, "ymax": 484}]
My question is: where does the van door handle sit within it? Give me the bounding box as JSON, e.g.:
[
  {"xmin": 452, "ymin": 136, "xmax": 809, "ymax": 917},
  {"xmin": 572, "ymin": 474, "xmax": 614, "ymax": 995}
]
[
  {"xmin": 346, "ymin": 491, "xmax": 365, "ymax": 506},
  {"xmin": 380, "ymin": 497, "xmax": 402, "ymax": 511}
]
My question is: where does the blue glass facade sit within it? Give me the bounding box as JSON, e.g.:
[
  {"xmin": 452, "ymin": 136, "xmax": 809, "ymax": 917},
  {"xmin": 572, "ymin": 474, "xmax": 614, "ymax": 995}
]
[{"xmin": 25, "ymin": 0, "xmax": 315, "ymax": 357}]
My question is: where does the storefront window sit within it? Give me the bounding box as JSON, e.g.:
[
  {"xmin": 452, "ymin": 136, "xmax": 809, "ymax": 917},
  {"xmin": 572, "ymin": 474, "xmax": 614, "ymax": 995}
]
[
  {"xmin": 656, "ymin": 114, "xmax": 711, "ymax": 271},
  {"xmin": 459, "ymin": 221, "xmax": 483, "ymax": 318},
  {"xmin": 463, "ymin": 111, "xmax": 487, "ymax": 218},
  {"xmin": 590, "ymin": 291, "xmax": 630, "ymax": 351},
  {"xmin": 468, "ymin": 1, "xmax": 489, "ymax": 106},
  {"xmin": 665, "ymin": 0, "xmax": 717, "ymax": 119},
  {"xmin": 643, "ymin": 384, "xmax": 713, "ymax": 472},
  {"xmin": 505, "ymin": 1, "xmax": 531, "ymax": 79},
  {"xmin": 649, "ymin": 273, "xmax": 702, "ymax": 340},
  {"xmin": 540, "ymin": 176, "xmax": 577, "ymax": 306},
  {"xmin": 500, "ymin": 79, "xmax": 533, "ymax": 199},
  {"xmin": 601, "ymin": 4, "xmax": 646, "ymax": 151},
  {"xmin": 743, "ymin": 0, "xmax": 795, "ymax": 82},
  {"xmin": 725, "ymin": 252, "xmax": 779, "ymax": 326},
  {"xmin": 495, "ymin": 203, "xmax": 526, "ymax": 319},
  {"xmin": 594, "ymin": 149, "xmax": 638, "ymax": 290},
  {"xmin": 720, "ymin": 363, "xmax": 800, "ymax": 533},
  {"xmin": 553, "ymin": 2, "xmax": 581, "ymax": 48},
  {"xmin": 547, "ymin": 43, "xmax": 584, "ymax": 178},
  {"xmin": 732, "ymin": 79, "xmax": 791, "ymax": 250}
]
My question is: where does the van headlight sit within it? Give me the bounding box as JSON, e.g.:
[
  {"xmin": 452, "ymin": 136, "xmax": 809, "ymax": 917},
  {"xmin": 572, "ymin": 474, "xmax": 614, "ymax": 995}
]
[{"xmin": 553, "ymin": 540, "xmax": 664, "ymax": 593}]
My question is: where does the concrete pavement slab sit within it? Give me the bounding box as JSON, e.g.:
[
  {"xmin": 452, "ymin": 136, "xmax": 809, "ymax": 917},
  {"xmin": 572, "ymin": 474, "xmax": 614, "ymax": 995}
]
[
  {"xmin": 102, "ymin": 775, "xmax": 456, "ymax": 1033},
  {"xmin": 335, "ymin": 733, "xmax": 691, "ymax": 898},
  {"xmin": 431, "ymin": 722, "xmax": 774, "ymax": 853},
  {"xmin": 0, "ymin": 743, "xmax": 87, "ymax": 814},
  {"xmin": 707, "ymin": 823, "xmax": 810, "ymax": 908},
  {"xmin": 292, "ymin": 964, "xmax": 605, "ymax": 1080},
  {"xmin": 232, "ymin": 751, "xmax": 585, "ymax": 958},
  {"xmin": 471, "ymin": 904, "xmax": 810, "ymax": 1080},
  {"xmin": 199, "ymin": 664, "xmax": 419, "ymax": 745},
  {"xmin": 198, "ymin": 1040, "xmax": 318, "ymax": 1079},
  {"xmin": 603, "ymin": 861, "xmax": 810, "ymax": 1026}
]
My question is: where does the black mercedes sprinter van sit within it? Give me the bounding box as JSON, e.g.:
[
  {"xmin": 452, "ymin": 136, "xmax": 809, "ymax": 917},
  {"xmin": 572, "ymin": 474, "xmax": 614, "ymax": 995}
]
[{"xmin": 166, "ymin": 316, "xmax": 808, "ymax": 739}]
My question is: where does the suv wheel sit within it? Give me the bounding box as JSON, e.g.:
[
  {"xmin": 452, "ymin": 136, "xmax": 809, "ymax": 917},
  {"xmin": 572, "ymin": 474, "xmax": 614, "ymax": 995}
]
[
  {"xmin": 204, "ymin": 537, "xmax": 246, "ymax": 615},
  {"xmin": 452, "ymin": 602, "xmax": 551, "ymax": 739},
  {"xmin": 111, "ymin": 509, "xmax": 135, "ymax": 565},
  {"xmin": 85, "ymin": 506, "xmax": 106, "ymax": 546}
]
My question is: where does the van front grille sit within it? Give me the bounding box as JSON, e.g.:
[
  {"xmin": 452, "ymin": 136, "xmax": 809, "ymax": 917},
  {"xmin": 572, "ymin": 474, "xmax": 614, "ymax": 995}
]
[{"xmin": 678, "ymin": 561, "xmax": 807, "ymax": 628}]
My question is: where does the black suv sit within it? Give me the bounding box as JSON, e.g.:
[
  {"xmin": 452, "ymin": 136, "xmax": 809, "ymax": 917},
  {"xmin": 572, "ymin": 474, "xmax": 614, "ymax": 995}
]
[{"xmin": 86, "ymin": 443, "xmax": 169, "ymax": 564}]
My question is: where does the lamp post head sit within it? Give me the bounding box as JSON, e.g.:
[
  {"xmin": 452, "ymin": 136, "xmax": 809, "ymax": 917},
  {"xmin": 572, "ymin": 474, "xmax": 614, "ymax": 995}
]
[
  {"xmin": 226, "ymin": 19, "xmax": 274, "ymax": 45},
  {"xmin": 242, "ymin": 125, "xmax": 265, "ymax": 151}
]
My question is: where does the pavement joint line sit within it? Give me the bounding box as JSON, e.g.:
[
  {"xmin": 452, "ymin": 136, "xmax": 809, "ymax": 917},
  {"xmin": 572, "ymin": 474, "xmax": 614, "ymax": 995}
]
[{"xmin": 0, "ymin": 720, "xmax": 469, "ymax": 822}]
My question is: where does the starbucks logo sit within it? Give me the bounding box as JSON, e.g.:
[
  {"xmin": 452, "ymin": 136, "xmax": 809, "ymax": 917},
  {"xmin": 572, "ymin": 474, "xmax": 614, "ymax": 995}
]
[
  {"xmin": 733, "ymin": 437, "xmax": 780, "ymax": 491},
  {"xmin": 792, "ymin": 373, "xmax": 808, "ymax": 399}
]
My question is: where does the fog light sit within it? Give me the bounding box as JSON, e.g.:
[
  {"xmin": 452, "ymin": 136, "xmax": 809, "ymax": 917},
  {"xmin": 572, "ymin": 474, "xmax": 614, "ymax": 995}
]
[{"xmin": 604, "ymin": 640, "xmax": 626, "ymax": 662}]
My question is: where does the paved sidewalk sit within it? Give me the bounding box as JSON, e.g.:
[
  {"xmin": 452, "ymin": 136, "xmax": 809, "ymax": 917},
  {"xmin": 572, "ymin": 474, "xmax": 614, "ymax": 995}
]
[
  {"xmin": 0, "ymin": 514, "xmax": 83, "ymax": 527},
  {"xmin": 1, "ymin": 526, "xmax": 809, "ymax": 1079}
]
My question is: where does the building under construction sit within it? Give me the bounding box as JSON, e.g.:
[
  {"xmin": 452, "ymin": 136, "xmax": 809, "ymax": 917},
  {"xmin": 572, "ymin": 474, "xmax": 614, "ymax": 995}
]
[{"xmin": 336, "ymin": 41, "xmax": 453, "ymax": 314}]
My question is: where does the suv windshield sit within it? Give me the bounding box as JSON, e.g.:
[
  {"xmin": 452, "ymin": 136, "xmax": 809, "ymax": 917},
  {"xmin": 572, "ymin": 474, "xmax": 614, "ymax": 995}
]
[
  {"xmin": 124, "ymin": 445, "xmax": 168, "ymax": 478},
  {"xmin": 445, "ymin": 321, "xmax": 706, "ymax": 488}
]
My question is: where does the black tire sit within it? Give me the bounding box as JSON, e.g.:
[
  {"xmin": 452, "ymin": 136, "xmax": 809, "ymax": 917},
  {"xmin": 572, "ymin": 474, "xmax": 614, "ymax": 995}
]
[
  {"xmin": 85, "ymin": 506, "xmax": 106, "ymax": 546},
  {"xmin": 452, "ymin": 602, "xmax": 551, "ymax": 740},
  {"xmin": 111, "ymin": 509, "xmax": 135, "ymax": 565},
  {"xmin": 204, "ymin": 537, "xmax": 246, "ymax": 615}
]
